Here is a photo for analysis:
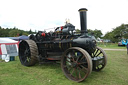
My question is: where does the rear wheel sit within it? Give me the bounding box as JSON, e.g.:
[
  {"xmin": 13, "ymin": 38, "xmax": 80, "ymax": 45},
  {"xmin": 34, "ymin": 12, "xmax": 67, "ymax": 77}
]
[
  {"xmin": 61, "ymin": 47, "xmax": 92, "ymax": 82},
  {"xmin": 19, "ymin": 40, "xmax": 38, "ymax": 66}
]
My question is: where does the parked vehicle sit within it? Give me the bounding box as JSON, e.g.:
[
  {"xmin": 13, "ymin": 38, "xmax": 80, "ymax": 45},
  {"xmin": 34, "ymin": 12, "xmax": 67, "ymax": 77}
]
[{"xmin": 118, "ymin": 39, "xmax": 128, "ymax": 46}]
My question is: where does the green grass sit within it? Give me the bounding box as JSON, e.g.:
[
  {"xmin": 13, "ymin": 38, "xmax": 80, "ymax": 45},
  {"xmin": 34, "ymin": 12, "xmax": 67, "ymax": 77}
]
[
  {"xmin": 0, "ymin": 50, "xmax": 128, "ymax": 85},
  {"xmin": 97, "ymin": 42, "xmax": 126, "ymax": 49}
]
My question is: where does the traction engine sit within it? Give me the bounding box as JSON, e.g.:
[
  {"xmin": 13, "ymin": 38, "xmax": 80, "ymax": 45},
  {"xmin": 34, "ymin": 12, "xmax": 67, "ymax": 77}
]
[{"xmin": 19, "ymin": 8, "xmax": 107, "ymax": 82}]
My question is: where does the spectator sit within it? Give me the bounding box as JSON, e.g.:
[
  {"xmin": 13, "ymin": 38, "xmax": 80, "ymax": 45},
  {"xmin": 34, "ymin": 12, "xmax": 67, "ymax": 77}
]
[{"xmin": 127, "ymin": 43, "xmax": 128, "ymax": 54}]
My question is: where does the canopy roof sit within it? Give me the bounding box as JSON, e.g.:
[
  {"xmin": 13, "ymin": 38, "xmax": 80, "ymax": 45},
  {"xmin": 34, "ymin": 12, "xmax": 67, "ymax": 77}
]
[
  {"xmin": 0, "ymin": 38, "xmax": 18, "ymax": 44},
  {"xmin": 0, "ymin": 35, "xmax": 29, "ymax": 41}
]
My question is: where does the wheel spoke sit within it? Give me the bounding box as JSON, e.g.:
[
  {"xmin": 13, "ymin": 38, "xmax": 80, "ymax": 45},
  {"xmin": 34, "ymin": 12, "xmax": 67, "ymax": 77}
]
[
  {"xmin": 68, "ymin": 67, "xmax": 73, "ymax": 72},
  {"xmin": 80, "ymin": 56, "xmax": 85, "ymax": 61},
  {"xmin": 75, "ymin": 68, "xmax": 78, "ymax": 79},
  {"xmin": 78, "ymin": 66, "xmax": 87, "ymax": 74},
  {"xmin": 92, "ymin": 52, "xmax": 94, "ymax": 57},
  {"xmin": 63, "ymin": 64, "xmax": 73, "ymax": 72},
  {"xmin": 66, "ymin": 53, "xmax": 72, "ymax": 59},
  {"xmin": 66, "ymin": 58, "xmax": 71, "ymax": 63},
  {"xmin": 78, "ymin": 67, "xmax": 82, "ymax": 79},
  {"xmin": 69, "ymin": 53, "xmax": 75, "ymax": 62},
  {"xmin": 79, "ymin": 62, "xmax": 87, "ymax": 65},
  {"xmin": 78, "ymin": 71, "xmax": 82, "ymax": 79},
  {"xmin": 71, "ymin": 68, "xmax": 75, "ymax": 75},
  {"xmin": 80, "ymin": 65, "xmax": 88, "ymax": 72},
  {"xmin": 95, "ymin": 51, "xmax": 102, "ymax": 57},
  {"xmin": 27, "ymin": 57, "xmax": 30, "ymax": 62},
  {"xmin": 94, "ymin": 49, "xmax": 99, "ymax": 56},
  {"xmin": 76, "ymin": 54, "xmax": 80, "ymax": 63},
  {"xmin": 24, "ymin": 59, "xmax": 28, "ymax": 63}
]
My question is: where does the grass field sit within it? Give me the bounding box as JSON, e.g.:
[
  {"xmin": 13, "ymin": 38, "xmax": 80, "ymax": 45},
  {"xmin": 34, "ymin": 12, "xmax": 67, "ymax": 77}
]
[
  {"xmin": 97, "ymin": 42, "xmax": 127, "ymax": 49},
  {"xmin": 0, "ymin": 49, "xmax": 128, "ymax": 85}
]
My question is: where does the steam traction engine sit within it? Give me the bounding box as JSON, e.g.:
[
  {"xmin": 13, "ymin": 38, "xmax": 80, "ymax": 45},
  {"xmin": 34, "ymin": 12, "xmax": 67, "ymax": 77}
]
[{"xmin": 19, "ymin": 8, "xmax": 107, "ymax": 82}]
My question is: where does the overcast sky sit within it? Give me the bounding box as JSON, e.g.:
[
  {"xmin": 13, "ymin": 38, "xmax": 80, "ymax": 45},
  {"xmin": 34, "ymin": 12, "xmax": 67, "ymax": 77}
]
[{"xmin": 0, "ymin": 0, "xmax": 128, "ymax": 34}]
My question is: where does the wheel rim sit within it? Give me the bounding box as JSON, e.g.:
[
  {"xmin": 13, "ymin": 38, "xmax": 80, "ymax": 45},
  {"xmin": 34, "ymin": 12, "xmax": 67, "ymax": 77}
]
[
  {"xmin": 92, "ymin": 47, "xmax": 107, "ymax": 71},
  {"xmin": 61, "ymin": 47, "xmax": 92, "ymax": 82}
]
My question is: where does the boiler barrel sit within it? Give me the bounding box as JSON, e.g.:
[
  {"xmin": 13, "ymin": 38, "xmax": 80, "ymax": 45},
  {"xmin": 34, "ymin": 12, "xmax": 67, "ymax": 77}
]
[{"xmin": 78, "ymin": 8, "xmax": 88, "ymax": 33}]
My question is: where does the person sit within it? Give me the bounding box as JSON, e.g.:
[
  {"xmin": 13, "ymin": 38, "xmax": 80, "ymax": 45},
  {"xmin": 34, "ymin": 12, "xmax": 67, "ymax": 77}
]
[{"xmin": 127, "ymin": 43, "xmax": 128, "ymax": 54}]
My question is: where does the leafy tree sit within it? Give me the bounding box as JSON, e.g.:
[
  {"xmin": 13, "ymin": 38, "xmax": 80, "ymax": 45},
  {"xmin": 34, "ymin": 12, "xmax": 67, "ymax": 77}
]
[
  {"xmin": 104, "ymin": 31, "xmax": 116, "ymax": 42},
  {"xmin": 75, "ymin": 29, "xmax": 103, "ymax": 38},
  {"xmin": 103, "ymin": 24, "xmax": 128, "ymax": 42},
  {"xmin": 13, "ymin": 27, "xmax": 16, "ymax": 30},
  {"xmin": 29, "ymin": 29, "xmax": 32, "ymax": 34},
  {"xmin": 93, "ymin": 29, "xmax": 103, "ymax": 38},
  {"xmin": 87, "ymin": 29, "xmax": 103, "ymax": 38},
  {"xmin": 9, "ymin": 30, "xmax": 20, "ymax": 37},
  {"xmin": 0, "ymin": 26, "xmax": 31, "ymax": 37}
]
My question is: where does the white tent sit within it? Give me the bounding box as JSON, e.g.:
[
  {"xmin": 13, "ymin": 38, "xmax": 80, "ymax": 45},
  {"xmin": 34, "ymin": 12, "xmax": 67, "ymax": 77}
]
[
  {"xmin": 0, "ymin": 38, "xmax": 18, "ymax": 43},
  {"xmin": 0, "ymin": 38, "xmax": 19, "ymax": 62}
]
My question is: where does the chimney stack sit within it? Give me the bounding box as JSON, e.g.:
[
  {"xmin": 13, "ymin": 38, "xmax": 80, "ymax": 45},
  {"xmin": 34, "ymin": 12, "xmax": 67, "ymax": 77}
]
[{"xmin": 78, "ymin": 8, "xmax": 88, "ymax": 33}]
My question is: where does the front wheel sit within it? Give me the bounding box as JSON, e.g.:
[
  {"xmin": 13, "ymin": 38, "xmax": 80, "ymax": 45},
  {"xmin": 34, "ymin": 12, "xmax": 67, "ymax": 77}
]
[{"xmin": 61, "ymin": 47, "xmax": 92, "ymax": 82}]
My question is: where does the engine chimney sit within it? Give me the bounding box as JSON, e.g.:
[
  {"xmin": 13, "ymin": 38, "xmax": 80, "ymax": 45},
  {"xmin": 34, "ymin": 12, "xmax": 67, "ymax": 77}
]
[{"xmin": 78, "ymin": 8, "xmax": 88, "ymax": 33}]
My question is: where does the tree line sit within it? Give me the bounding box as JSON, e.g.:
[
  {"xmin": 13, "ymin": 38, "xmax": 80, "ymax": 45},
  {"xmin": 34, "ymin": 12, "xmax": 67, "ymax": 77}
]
[
  {"xmin": 0, "ymin": 24, "xmax": 128, "ymax": 43},
  {"xmin": 0, "ymin": 26, "xmax": 35, "ymax": 37},
  {"xmin": 0, "ymin": 26, "xmax": 103, "ymax": 38}
]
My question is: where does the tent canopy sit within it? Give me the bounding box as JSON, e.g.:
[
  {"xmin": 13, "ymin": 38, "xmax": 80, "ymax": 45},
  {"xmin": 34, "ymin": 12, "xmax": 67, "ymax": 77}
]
[
  {"xmin": 18, "ymin": 35, "xmax": 28, "ymax": 40},
  {"xmin": 0, "ymin": 38, "xmax": 18, "ymax": 44},
  {"xmin": 0, "ymin": 35, "xmax": 29, "ymax": 41}
]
